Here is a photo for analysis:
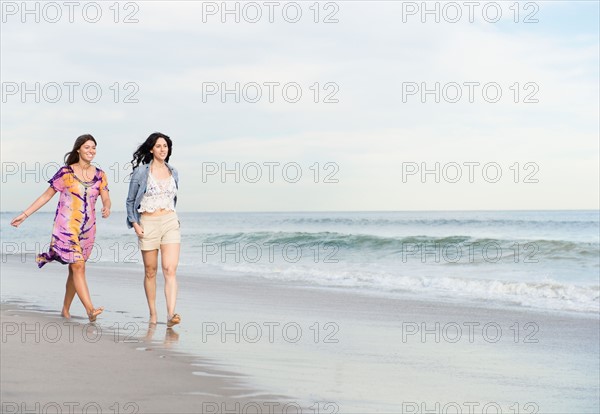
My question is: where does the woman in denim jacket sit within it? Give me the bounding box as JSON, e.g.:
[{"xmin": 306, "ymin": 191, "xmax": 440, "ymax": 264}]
[{"xmin": 126, "ymin": 132, "xmax": 181, "ymax": 327}]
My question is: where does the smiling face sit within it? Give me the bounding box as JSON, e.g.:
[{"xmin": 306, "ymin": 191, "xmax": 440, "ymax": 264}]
[
  {"xmin": 77, "ymin": 140, "xmax": 97, "ymax": 163},
  {"xmin": 150, "ymin": 137, "xmax": 169, "ymax": 162}
]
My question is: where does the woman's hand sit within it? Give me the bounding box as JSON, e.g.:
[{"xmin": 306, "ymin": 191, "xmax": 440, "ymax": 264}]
[
  {"xmin": 133, "ymin": 222, "xmax": 144, "ymax": 238},
  {"xmin": 100, "ymin": 188, "xmax": 111, "ymax": 219},
  {"xmin": 10, "ymin": 213, "xmax": 28, "ymax": 228}
]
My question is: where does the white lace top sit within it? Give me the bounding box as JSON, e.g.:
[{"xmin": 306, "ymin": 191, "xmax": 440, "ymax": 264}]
[{"xmin": 138, "ymin": 171, "xmax": 177, "ymax": 213}]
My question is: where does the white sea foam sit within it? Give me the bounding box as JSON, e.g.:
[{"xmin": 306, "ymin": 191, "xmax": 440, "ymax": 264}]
[{"xmin": 218, "ymin": 263, "xmax": 600, "ymax": 314}]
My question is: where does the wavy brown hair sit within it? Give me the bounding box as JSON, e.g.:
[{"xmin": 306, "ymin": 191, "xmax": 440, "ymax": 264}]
[
  {"xmin": 64, "ymin": 134, "xmax": 97, "ymax": 165},
  {"xmin": 130, "ymin": 132, "xmax": 172, "ymax": 169}
]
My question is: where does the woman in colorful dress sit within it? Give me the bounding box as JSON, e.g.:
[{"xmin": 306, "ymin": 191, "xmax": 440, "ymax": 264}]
[
  {"xmin": 10, "ymin": 134, "xmax": 111, "ymax": 322},
  {"xmin": 126, "ymin": 132, "xmax": 181, "ymax": 327}
]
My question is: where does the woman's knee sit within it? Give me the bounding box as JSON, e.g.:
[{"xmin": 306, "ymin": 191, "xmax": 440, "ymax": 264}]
[
  {"xmin": 162, "ymin": 264, "xmax": 177, "ymax": 278},
  {"xmin": 144, "ymin": 266, "xmax": 157, "ymax": 279},
  {"xmin": 70, "ymin": 261, "xmax": 85, "ymax": 272}
]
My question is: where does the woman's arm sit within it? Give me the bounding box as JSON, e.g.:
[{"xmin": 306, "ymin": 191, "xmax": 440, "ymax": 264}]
[
  {"xmin": 125, "ymin": 171, "xmax": 144, "ymax": 236},
  {"xmin": 10, "ymin": 186, "xmax": 57, "ymax": 227},
  {"xmin": 100, "ymin": 188, "xmax": 111, "ymax": 218}
]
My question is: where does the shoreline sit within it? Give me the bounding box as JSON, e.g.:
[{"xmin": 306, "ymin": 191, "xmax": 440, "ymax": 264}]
[{"xmin": 3, "ymin": 252, "xmax": 598, "ymax": 321}]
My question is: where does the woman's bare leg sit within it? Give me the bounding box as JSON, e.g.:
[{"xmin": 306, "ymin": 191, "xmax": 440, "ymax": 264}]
[
  {"xmin": 160, "ymin": 243, "xmax": 180, "ymax": 320},
  {"xmin": 141, "ymin": 249, "xmax": 159, "ymax": 324},
  {"xmin": 62, "ymin": 266, "xmax": 76, "ymax": 318},
  {"xmin": 69, "ymin": 261, "xmax": 103, "ymax": 319}
]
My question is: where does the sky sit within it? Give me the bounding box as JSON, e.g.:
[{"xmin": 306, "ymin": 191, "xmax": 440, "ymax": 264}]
[{"xmin": 1, "ymin": 0, "xmax": 598, "ymax": 212}]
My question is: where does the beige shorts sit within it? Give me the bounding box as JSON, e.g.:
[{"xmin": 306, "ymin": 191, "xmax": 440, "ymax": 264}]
[{"xmin": 138, "ymin": 212, "xmax": 181, "ymax": 251}]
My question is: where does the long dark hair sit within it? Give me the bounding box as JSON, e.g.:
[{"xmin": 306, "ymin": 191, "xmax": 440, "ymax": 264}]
[
  {"xmin": 131, "ymin": 132, "xmax": 173, "ymax": 169},
  {"xmin": 64, "ymin": 134, "xmax": 97, "ymax": 165}
]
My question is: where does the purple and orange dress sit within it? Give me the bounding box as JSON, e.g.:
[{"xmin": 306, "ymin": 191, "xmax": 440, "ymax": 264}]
[{"xmin": 36, "ymin": 165, "xmax": 109, "ymax": 268}]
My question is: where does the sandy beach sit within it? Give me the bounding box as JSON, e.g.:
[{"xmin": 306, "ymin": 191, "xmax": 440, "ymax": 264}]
[
  {"xmin": 1, "ymin": 252, "xmax": 598, "ymax": 413},
  {"xmin": 1, "ymin": 302, "xmax": 290, "ymax": 413}
]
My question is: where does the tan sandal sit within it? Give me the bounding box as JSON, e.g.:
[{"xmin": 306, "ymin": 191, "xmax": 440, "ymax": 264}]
[{"xmin": 167, "ymin": 313, "xmax": 181, "ymax": 328}]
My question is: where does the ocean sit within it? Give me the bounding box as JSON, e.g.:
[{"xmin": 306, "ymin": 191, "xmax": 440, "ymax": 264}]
[{"xmin": 2, "ymin": 210, "xmax": 599, "ymax": 316}]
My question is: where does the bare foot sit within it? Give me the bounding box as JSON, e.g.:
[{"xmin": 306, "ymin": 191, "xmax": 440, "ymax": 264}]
[
  {"xmin": 61, "ymin": 308, "xmax": 71, "ymax": 319},
  {"xmin": 88, "ymin": 307, "xmax": 104, "ymax": 322},
  {"xmin": 149, "ymin": 314, "xmax": 157, "ymax": 324},
  {"xmin": 167, "ymin": 313, "xmax": 181, "ymax": 328}
]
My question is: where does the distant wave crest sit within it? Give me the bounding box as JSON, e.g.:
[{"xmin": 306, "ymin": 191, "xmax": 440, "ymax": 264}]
[{"xmin": 195, "ymin": 231, "xmax": 600, "ymax": 259}]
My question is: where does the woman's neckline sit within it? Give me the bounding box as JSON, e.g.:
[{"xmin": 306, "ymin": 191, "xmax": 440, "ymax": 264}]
[
  {"xmin": 68, "ymin": 164, "xmax": 97, "ymax": 183},
  {"xmin": 150, "ymin": 172, "xmax": 173, "ymax": 182},
  {"xmin": 149, "ymin": 161, "xmax": 172, "ymax": 180}
]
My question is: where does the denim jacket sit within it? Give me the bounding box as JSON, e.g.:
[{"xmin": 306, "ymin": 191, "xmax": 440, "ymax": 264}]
[{"xmin": 126, "ymin": 161, "xmax": 179, "ymax": 229}]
